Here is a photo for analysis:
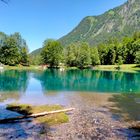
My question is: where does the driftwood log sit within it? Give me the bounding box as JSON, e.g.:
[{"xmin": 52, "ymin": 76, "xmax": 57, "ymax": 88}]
[{"xmin": 0, "ymin": 108, "xmax": 75, "ymax": 123}]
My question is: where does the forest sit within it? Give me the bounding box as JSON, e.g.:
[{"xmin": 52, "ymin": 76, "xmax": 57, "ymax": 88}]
[{"xmin": 0, "ymin": 31, "xmax": 140, "ymax": 68}]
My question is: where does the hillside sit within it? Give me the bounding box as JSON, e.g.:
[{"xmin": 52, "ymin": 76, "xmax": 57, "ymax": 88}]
[
  {"xmin": 59, "ymin": 0, "xmax": 140, "ymax": 46},
  {"xmin": 31, "ymin": 0, "xmax": 140, "ymax": 59},
  {"xmin": 30, "ymin": 48, "xmax": 42, "ymax": 64}
]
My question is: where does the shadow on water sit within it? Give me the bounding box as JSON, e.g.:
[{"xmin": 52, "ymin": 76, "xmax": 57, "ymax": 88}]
[
  {"xmin": 108, "ymin": 93, "xmax": 140, "ymax": 139},
  {"xmin": 108, "ymin": 94, "xmax": 140, "ymax": 121}
]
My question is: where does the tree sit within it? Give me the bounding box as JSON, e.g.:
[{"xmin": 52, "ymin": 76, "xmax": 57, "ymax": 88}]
[
  {"xmin": 90, "ymin": 47, "xmax": 100, "ymax": 66},
  {"xmin": 106, "ymin": 44, "xmax": 116, "ymax": 65},
  {"xmin": 20, "ymin": 47, "xmax": 30, "ymax": 66},
  {"xmin": 65, "ymin": 43, "xmax": 79, "ymax": 67},
  {"xmin": 41, "ymin": 40, "xmax": 63, "ymax": 67},
  {"xmin": 0, "ymin": 32, "xmax": 29, "ymax": 66},
  {"xmin": 135, "ymin": 51, "xmax": 140, "ymax": 64},
  {"xmin": 77, "ymin": 42, "xmax": 91, "ymax": 68},
  {"xmin": 115, "ymin": 43, "xmax": 124, "ymax": 65},
  {"xmin": 0, "ymin": 37, "xmax": 20, "ymax": 65},
  {"xmin": 117, "ymin": 56, "xmax": 123, "ymax": 66},
  {"xmin": 98, "ymin": 43, "xmax": 108, "ymax": 65},
  {"xmin": 11, "ymin": 33, "xmax": 30, "ymax": 66}
]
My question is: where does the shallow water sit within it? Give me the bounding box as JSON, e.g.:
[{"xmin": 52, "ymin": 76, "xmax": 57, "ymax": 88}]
[
  {"xmin": 0, "ymin": 69, "xmax": 140, "ymax": 139},
  {"xmin": 0, "ymin": 69, "xmax": 140, "ymax": 120},
  {"xmin": 0, "ymin": 69, "xmax": 140, "ymax": 105}
]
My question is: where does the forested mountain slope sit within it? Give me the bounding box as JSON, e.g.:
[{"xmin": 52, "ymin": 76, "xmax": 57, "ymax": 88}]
[
  {"xmin": 59, "ymin": 0, "xmax": 140, "ymax": 46},
  {"xmin": 31, "ymin": 0, "xmax": 140, "ymax": 62}
]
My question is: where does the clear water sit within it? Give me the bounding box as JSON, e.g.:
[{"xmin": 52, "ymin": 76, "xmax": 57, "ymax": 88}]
[{"xmin": 0, "ymin": 69, "xmax": 140, "ymax": 105}]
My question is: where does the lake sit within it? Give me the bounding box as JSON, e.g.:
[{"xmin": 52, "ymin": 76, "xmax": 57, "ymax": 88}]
[
  {"xmin": 0, "ymin": 69, "xmax": 140, "ymax": 139},
  {"xmin": 0, "ymin": 69, "xmax": 140, "ymax": 105}
]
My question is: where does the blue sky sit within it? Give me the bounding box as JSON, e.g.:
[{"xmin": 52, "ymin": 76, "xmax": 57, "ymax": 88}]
[{"xmin": 0, "ymin": 0, "xmax": 127, "ymax": 52}]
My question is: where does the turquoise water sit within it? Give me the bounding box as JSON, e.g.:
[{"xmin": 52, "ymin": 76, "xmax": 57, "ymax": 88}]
[
  {"xmin": 0, "ymin": 69, "xmax": 140, "ymax": 93},
  {"xmin": 0, "ymin": 69, "xmax": 140, "ymax": 121},
  {"xmin": 0, "ymin": 69, "xmax": 140, "ymax": 105}
]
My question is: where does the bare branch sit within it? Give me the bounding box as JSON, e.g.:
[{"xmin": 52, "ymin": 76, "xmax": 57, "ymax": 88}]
[{"xmin": 1, "ymin": 0, "xmax": 9, "ymax": 4}]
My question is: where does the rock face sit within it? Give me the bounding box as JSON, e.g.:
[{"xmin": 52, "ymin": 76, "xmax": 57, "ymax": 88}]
[{"xmin": 59, "ymin": 0, "xmax": 140, "ymax": 46}]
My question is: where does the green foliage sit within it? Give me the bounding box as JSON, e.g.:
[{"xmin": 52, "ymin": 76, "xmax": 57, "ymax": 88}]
[
  {"xmin": 106, "ymin": 44, "xmax": 116, "ymax": 65},
  {"xmin": 65, "ymin": 42, "xmax": 92, "ymax": 68},
  {"xmin": 59, "ymin": 0, "xmax": 140, "ymax": 47},
  {"xmin": 0, "ymin": 32, "xmax": 29, "ymax": 66},
  {"xmin": 0, "ymin": 37, "xmax": 20, "ymax": 66},
  {"xmin": 1, "ymin": 30, "xmax": 139, "ymax": 68},
  {"xmin": 90, "ymin": 47, "xmax": 100, "ymax": 66},
  {"xmin": 65, "ymin": 43, "xmax": 78, "ymax": 67},
  {"xmin": 98, "ymin": 43, "xmax": 108, "ymax": 65},
  {"xmin": 135, "ymin": 51, "xmax": 140, "ymax": 64},
  {"xmin": 108, "ymin": 10, "xmax": 115, "ymax": 16},
  {"xmin": 20, "ymin": 47, "xmax": 30, "ymax": 66},
  {"xmin": 30, "ymin": 48, "xmax": 42, "ymax": 65},
  {"xmin": 117, "ymin": 56, "xmax": 124, "ymax": 65},
  {"xmin": 97, "ymin": 32, "xmax": 140, "ymax": 65},
  {"xmin": 41, "ymin": 40, "xmax": 64, "ymax": 67},
  {"xmin": 32, "ymin": 31, "xmax": 140, "ymax": 68},
  {"xmin": 31, "ymin": 1, "xmax": 140, "ymax": 66},
  {"xmin": 77, "ymin": 42, "xmax": 91, "ymax": 68}
]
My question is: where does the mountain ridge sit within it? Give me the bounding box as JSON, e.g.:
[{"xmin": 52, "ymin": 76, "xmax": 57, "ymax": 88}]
[
  {"xmin": 59, "ymin": 0, "xmax": 140, "ymax": 46},
  {"xmin": 31, "ymin": 0, "xmax": 140, "ymax": 60}
]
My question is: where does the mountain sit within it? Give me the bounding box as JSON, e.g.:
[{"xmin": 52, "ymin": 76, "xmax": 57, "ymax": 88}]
[
  {"xmin": 31, "ymin": 0, "xmax": 140, "ymax": 59},
  {"xmin": 59, "ymin": 0, "xmax": 140, "ymax": 46},
  {"xmin": 30, "ymin": 48, "xmax": 42, "ymax": 64}
]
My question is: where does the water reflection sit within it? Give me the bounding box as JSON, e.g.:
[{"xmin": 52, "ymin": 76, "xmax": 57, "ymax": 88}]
[
  {"xmin": 34, "ymin": 69, "xmax": 140, "ymax": 93},
  {"xmin": 0, "ymin": 70, "xmax": 29, "ymax": 92},
  {"xmin": 0, "ymin": 69, "xmax": 140, "ymax": 105},
  {"xmin": 0, "ymin": 70, "xmax": 29, "ymax": 103}
]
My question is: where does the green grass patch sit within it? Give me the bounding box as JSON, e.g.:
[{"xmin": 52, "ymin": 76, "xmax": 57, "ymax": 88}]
[
  {"xmin": 4, "ymin": 65, "xmax": 43, "ymax": 71},
  {"xmin": 6, "ymin": 103, "xmax": 69, "ymax": 125},
  {"xmin": 94, "ymin": 64, "xmax": 140, "ymax": 72}
]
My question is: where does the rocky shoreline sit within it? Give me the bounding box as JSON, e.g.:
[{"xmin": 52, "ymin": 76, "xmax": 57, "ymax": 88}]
[
  {"xmin": 0, "ymin": 93, "xmax": 140, "ymax": 140},
  {"xmin": 48, "ymin": 107, "xmax": 140, "ymax": 140},
  {"xmin": 0, "ymin": 106, "xmax": 140, "ymax": 140}
]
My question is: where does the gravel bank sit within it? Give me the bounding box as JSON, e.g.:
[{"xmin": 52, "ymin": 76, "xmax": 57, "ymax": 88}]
[{"xmin": 0, "ymin": 93, "xmax": 140, "ymax": 140}]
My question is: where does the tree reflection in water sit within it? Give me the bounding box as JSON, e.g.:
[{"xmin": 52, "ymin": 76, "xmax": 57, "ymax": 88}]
[
  {"xmin": 0, "ymin": 70, "xmax": 29, "ymax": 102},
  {"xmin": 34, "ymin": 69, "xmax": 140, "ymax": 93}
]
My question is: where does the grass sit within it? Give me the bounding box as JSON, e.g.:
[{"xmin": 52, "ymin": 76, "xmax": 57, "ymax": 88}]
[
  {"xmin": 4, "ymin": 65, "xmax": 43, "ymax": 71},
  {"xmin": 94, "ymin": 64, "xmax": 140, "ymax": 72},
  {"xmin": 3, "ymin": 64, "xmax": 140, "ymax": 72},
  {"xmin": 6, "ymin": 103, "xmax": 69, "ymax": 125}
]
